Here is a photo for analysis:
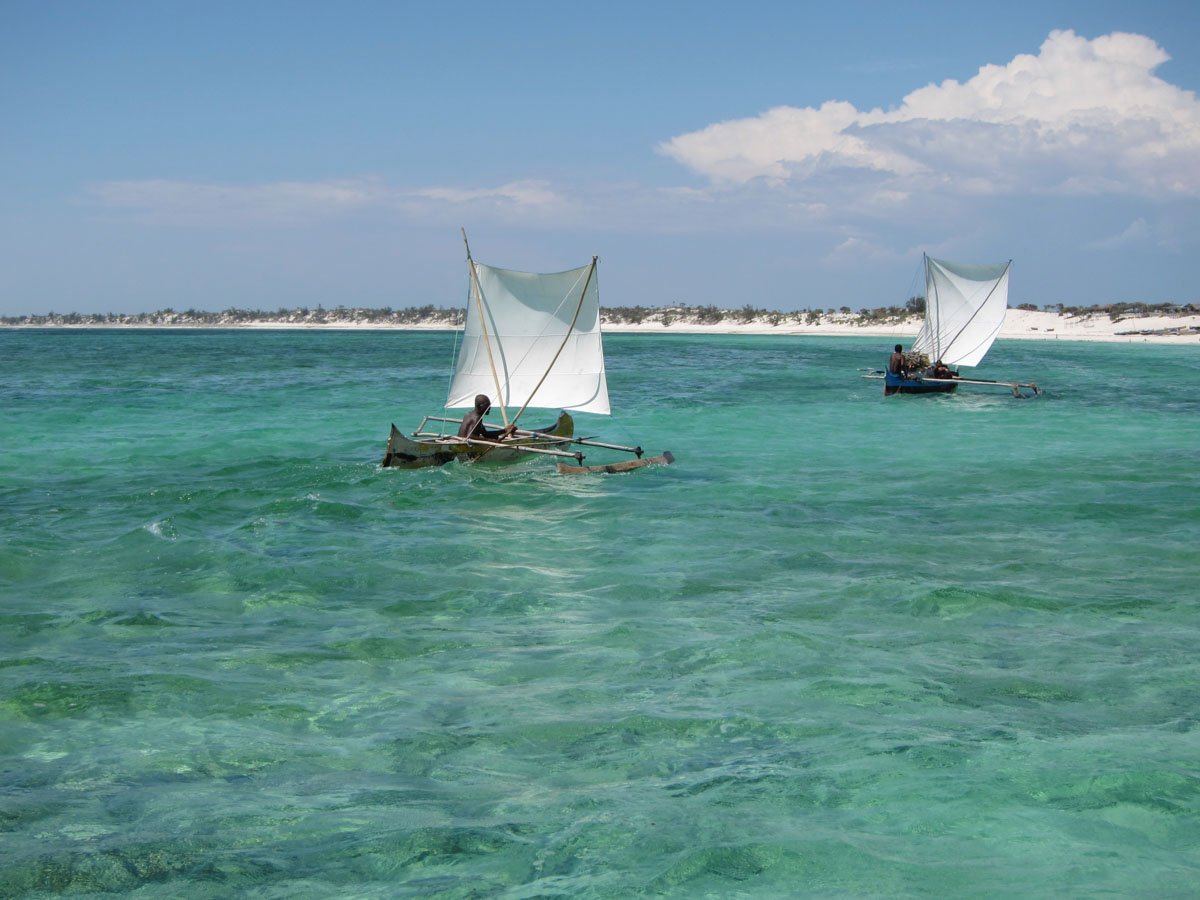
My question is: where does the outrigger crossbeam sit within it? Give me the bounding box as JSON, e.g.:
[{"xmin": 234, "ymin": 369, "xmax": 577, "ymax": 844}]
[
  {"xmin": 919, "ymin": 376, "xmax": 1040, "ymax": 396},
  {"xmin": 414, "ymin": 416, "xmax": 645, "ymax": 457},
  {"xmin": 449, "ymin": 435, "xmax": 584, "ymax": 462},
  {"xmin": 861, "ymin": 371, "xmax": 1040, "ymax": 397}
]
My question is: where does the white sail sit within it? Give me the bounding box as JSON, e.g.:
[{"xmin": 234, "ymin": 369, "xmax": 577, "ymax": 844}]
[
  {"xmin": 445, "ymin": 259, "xmax": 611, "ymax": 414},
  {"xmin": 913, "ymin": 256, "xmax": 1011, "ymax": 368}
]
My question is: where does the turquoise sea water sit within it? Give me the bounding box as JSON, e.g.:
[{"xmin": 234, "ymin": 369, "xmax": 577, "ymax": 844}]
[{"xmin": 2, "ymin": 328, "xmax": 1198, "ymax": 897}]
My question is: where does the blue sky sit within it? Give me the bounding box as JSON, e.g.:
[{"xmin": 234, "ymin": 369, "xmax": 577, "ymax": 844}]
[{"xmin": 3, "ymin": 0, "xmax": 1199, "ymax": 316}]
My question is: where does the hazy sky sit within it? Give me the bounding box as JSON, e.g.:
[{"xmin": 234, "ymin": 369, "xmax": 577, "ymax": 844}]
[{"xmin": 3, "ymin": 0, "xmax": 1199, "ymax": 315}]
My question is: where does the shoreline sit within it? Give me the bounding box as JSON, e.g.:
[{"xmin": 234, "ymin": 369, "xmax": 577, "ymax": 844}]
[{"xmin": 4, "ymin": 309, "xmax": 1198, "ymax": 344}]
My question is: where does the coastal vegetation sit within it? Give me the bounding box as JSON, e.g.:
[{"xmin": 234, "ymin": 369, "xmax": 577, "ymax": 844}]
[{"xmin": 3, "ymin": 301, "xmax": 1197, "ymax": 329}]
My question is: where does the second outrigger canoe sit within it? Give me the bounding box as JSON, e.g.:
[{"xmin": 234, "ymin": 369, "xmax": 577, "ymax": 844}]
[{"xmin": 864, "ymin": 255, "xmax": 1040, "ymax": 398}]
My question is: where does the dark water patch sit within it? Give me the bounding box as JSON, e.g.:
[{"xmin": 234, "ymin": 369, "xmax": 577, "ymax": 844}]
[
  {"xmin": 0, "ymin": 839, "xmax": 264, "ymax": 897},
  {"xmin": 644, "ymin": 840, "xmax": 925, "ymax": 896},
  {"xmin": 877, "ymin": 738, "xmax": 974, "ymax": 770},
  {"xmin": 0, "ymin": 614, "xmax": 65, "ymax": 638},
  {"xmin": 949, "ymin": 674, "xmax": 1084, "ymax": 709},
  {"xmin": 654, "ymin": 843, "xmax": 775, "ymax": 885},
  {"xmin": 903, "ymin": 586, "xmax": 1068, "ymax": 618},
  {"xmin": 109, "ymin": 610, "xmax": 177, "ymax": 628},
  {"xmin": 6, "ymin": 679, "xmax": 136, "ymax": 721},
  {"xmin": 0, "ymin": 794, "xmax": 74, "ymax": 833},
  {"xmin": 330, "ymin": 636, "xmax": 471, "ymax": 662},
  {"xmin": 1031, "ymin": 770, "xmax": 1200, "ymax": 816}
]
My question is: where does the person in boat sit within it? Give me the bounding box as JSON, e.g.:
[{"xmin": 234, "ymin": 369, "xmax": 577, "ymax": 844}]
[
  {"xmin": 458, "ymin": 394, "xmax": 517, "ymax": 441},
  {"xmin": 888, "ymin": 344, "xmax": 907, "ymax": 376},
  {"xmin": 931, "ymin": 359, "xmax": 956, "ymax": 379}
]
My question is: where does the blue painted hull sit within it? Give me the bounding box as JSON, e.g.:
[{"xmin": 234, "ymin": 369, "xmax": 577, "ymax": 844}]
[{"xmin": 883, "ymin": 372, "xmax": 958, "ymax": 395}]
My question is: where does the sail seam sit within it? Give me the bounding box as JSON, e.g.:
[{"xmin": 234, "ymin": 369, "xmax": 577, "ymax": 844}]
[
  {"xmin": 511, "ymin": 257, "xmax": 597, "ymax": 426},
  {"xmin": 938, "ymin": 259, "xmax": 1010, "ymax": 364}
]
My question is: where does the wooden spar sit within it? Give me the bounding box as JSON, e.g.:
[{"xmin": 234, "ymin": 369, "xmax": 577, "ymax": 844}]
[
  {"xmin": 441, "ymin": 435, "xmax": 583, "ymax": 461},
  {"xmin": 507, "ymin": 426, "xmax": 641, "ymax": 456},
  {"xmin": 557, "ymin": 451, "xmax": 675, "ymax": 475},
  {"xmin": 414, "ymin": 415, "xmax": 644, "ymax": 456},
  {"xmin": 920, "ymin": 376, "xmax": 1040, "ymax": 394},
  {"xmin": 860, "ymin": 372, "xmax": 1040, "ymax": 396},
  {"xmin": 415, "ymin": 428, "xmax": 644, "ymax": 457},
  {"xmin": 509, "ymin": 256, "xmax": 597, "ymax": 429},
  {"xmin": 461, "ymin": 228, "xmax": 510, "ymax": 429}
]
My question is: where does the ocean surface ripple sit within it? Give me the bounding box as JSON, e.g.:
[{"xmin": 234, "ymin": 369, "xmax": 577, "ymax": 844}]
[{"xmin": 2, "ymin": 329, "xmax": 1198, "ymax": 897}]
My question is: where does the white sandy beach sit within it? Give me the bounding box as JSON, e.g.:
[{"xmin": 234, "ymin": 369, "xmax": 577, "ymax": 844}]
[
  {"xmin": 243, "ymin": 308, "xmax": 1198, "ymax": 342},
  {"xmin": 598, "ymin": 308, "xmax": 1200, "ymax": 344},
  {"xmin": 10, "ymin": 308, "xmax": 1199, "ymax": 343}
]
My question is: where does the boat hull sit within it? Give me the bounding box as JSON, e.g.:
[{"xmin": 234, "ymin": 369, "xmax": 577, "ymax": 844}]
[
  {"xmin": 883, "ymin": 372, "xmax": 958, "ymax": 395},
  {"xmin": 382, "ymin": 412, "xmax": 575, "ymax": 468}
]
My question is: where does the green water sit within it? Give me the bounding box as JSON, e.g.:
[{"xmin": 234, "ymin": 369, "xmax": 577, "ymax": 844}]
[{"xmin": 2, "ymin": 329, "xmax": 1198, "ymax": 897}]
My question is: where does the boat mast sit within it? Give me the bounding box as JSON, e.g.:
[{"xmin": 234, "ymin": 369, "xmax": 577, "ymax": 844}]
[
  {"xmin": 461, "ymin": 228, "xmax": 510, "ymax": 429},
  {"xmin": 925, "ymin": 253, "xmax": 941, "ymax": 363},
  {"xmin": 509, "ymin": 256, "xmax": 598, "ymax": 428}
]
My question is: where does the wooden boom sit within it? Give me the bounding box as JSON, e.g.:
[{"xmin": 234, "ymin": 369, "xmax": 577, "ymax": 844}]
[
  {"xmin": 414, "ymin": 416, "xmax": 645, "ymax": 456},
  {"xmin": 438, "ymin": 435, "xmax": 584, "ymax": 461},
  {"xmin": 920, "ymin": 376, "xmax": 1041, "ymax": 396}
]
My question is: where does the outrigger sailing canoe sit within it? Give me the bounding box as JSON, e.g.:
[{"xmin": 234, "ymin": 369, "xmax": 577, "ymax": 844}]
[
  {"xmin": 863, "ymin": 255, "xmax": 1040, "ymax": 397},
  {"xmin": 382, "ymin": 231, "xmax": 674, "ymax": 473}
]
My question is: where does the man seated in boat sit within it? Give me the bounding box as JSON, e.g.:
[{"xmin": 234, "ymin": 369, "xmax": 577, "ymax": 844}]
[
  {"xmin": 458, "ymin": 394, "xmax": 517, "ymax": 441},
  {"xmin": 931, "ymin": 359, "xmax": 956, "ymax": 379},
  {"xmin": 888, "ymin": 344, "xmax": 907, "ymax": 376}
]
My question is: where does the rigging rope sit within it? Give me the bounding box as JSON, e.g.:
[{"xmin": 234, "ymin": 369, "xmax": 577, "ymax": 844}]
[
  {"xmin": 440, "ymin": 282, "xmax": 467, "ymax": 438},
  {"xmin": 461, "ymin": 229, "xmax": 510, "ymax": 429},
  {"xmin": 509, "ymin": 257, "xmax": 597, "ymax": 428}
]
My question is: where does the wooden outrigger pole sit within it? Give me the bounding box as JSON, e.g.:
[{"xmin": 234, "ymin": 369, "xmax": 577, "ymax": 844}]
[
  {"xmin": 911, "ymin": 375, "xmax": 1040, "ymax": 397},
  {"xmin": 861, "ymin": 371, "xmax": 1040, "ymax": 397},
  {"xmin": 413, "ymin": 417, "xmax": 645, "ymax": 457}
]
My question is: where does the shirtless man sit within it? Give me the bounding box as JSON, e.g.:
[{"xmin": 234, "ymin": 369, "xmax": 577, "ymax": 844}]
[
  {"xmin": 457, "ymin": 395, "xmax": 516, "ymax": 440},
  {"xmin": 888, "ymin": 344, "xmax": 906, "ymax": 376}
]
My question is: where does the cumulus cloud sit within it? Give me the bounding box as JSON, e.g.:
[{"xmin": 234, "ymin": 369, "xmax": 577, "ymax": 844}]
[{"xmin": 659, "ymin": 30, "xmax": 1200, "ymax": 199}]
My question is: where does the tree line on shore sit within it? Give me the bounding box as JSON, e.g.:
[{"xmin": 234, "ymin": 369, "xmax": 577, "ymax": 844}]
[{"xmin": 3, "ymin": 299, "xmax": 1196, "ymax": 328}]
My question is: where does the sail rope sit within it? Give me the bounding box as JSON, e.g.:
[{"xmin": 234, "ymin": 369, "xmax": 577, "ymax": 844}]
[
  {"xmin": 438, "ymin": 280, "xmax": 469, "ymax": 438},
  {"xmin": 461, "ymin": 230, "xmax": 510, "ymax": 429},
  {"xmin": 509, "ymin": 257, "xmax": 597, "ymax": 428},
  {"xmin": 499, "ymin": 265, "xmax": 590, "ymax": 388}
]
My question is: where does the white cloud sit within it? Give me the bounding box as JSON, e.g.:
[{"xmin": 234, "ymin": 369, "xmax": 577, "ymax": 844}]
[
  {"xmin": 413, "ymin": 180, "xmax": 563, "ymax": 208},
  {"xmin": 1087, "ymin": 217, "xmax": 1151, "ymax": 249},
  {"xmin": 659, "ymin": 30, "xmax": 1200, "ymax": 199},
  {"xmin": 86, "ymin": 177, "xmax": 568, "ymax": 226},
  {"xmin": 86, "ymin": 178, "xmax": 379, "ymax": 225}
]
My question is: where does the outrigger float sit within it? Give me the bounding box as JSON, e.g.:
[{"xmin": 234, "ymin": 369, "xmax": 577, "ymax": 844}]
[
  {"xmin": 382, "ymin": 231, "xmax": 674, "ymax": 473},
  {"xmin": 863, "ymin": 255, "xmax": 1041, "ymax": 398},
  {"xmin": 872, "ymin": 370, "xmax": 1042, "ymax": 398}
]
